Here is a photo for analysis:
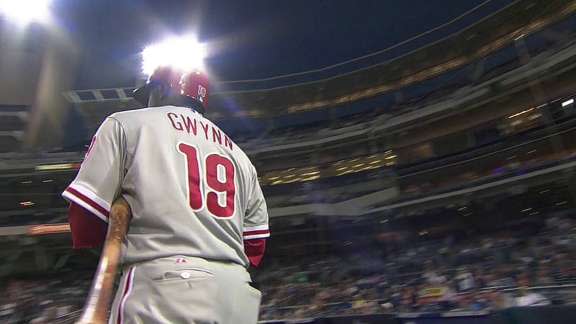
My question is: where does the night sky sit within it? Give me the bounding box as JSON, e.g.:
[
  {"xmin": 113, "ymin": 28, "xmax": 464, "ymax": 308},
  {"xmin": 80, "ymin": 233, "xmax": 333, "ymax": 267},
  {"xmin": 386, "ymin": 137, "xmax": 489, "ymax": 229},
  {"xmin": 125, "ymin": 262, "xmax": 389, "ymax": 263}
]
[{"xmin": 50, "ymin": 0, "xmax": 515, "ymax": 90}]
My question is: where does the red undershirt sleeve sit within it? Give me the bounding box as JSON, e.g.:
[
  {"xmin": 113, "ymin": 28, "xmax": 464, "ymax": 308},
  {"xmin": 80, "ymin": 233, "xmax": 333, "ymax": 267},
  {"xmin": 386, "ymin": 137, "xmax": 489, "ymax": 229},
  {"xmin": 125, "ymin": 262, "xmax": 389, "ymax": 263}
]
[
  {"xmin": 244, "ymin": 238, "xmax": 266, "ymax": 267},
  {"xmin": 68, "ymin": 202, "xmax": 108, "ymax": 249}
]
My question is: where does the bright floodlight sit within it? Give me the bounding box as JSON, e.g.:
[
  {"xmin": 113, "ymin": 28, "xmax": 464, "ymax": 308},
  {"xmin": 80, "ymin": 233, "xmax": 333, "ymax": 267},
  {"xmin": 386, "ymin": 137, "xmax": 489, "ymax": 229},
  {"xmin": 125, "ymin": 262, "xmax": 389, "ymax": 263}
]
[
  {"xmin": 0, "ymin": 0, "xmax": 52, "ymax": 25},
  {"xmin": 142, "ymin": 35, "xmax": 206, "ymax": 76},
  {"xmin": 562, "ymin": 98, "xmax": 574, "ymax": 107}
]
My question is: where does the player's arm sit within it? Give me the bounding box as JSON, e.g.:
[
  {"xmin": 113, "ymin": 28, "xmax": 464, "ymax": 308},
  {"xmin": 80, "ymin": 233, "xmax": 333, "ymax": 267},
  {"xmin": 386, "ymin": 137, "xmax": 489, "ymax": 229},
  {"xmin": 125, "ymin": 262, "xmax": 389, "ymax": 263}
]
[
  {"xmin": 62, "ymin": 116, "xmax": 127, "ymax": 249},
  {"xmin": 243, "ymin": 167, "xmax": 270, "ymax": 267}
]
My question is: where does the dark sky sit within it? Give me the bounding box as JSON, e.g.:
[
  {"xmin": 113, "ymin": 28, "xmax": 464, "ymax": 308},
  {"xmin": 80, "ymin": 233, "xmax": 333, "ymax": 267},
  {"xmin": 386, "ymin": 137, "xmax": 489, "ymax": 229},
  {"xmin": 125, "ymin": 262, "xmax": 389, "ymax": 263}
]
[{"xmin": 51, "ymin": 0, "xmax": 515, "ymax": 90}]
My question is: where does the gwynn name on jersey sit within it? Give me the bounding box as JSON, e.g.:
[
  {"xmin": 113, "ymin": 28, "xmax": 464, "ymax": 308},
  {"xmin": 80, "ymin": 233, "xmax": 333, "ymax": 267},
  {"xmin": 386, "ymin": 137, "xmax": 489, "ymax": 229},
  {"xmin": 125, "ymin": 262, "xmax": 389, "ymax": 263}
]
[{"xmin": 166, "ymin": 112, "xmax": 234, "ymax": 151}]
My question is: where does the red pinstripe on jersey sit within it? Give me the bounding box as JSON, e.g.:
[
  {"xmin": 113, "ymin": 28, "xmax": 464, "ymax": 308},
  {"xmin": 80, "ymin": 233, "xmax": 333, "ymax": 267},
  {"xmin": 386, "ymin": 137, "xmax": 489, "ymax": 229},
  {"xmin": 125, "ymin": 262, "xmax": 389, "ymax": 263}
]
[
  {"xmin": 243, "ymin": 225, "xmax": 270, "ymax": 240},
  {"xmin": 243, "ymin": 229, "xmax": 270, "ymax": 237},
  {"xmin": 117, "ymin": 267, "xmax": 135, "ymax": 324}
]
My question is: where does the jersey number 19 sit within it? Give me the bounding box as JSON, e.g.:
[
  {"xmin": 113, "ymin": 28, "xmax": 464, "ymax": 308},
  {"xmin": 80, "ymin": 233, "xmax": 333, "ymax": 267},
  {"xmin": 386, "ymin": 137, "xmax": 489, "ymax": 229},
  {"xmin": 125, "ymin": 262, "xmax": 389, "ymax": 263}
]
[{"xmin": 178, "ymin": 143, "xmax": 236, "ymax": 218}]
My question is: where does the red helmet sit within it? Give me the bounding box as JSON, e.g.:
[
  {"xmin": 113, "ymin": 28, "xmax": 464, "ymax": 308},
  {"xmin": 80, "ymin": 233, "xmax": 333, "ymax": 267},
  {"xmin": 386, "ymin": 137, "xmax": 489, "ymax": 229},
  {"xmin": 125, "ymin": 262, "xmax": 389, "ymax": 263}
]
[
  {"xmin": 133, "ymin": 67, "xmax": 210, "ymax": 112},
  {"xmin": 179, "ymin": 70, "xmax": 210, "ymax": 111}
]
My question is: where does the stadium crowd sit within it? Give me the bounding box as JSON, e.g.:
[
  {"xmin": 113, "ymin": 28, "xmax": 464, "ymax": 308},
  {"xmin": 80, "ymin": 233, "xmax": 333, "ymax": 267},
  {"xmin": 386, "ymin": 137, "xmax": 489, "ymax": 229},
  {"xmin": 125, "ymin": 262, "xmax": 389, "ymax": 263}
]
[
  {"xmin": 0, "ymin": 273, "xmax": 90, "ymax": 323},
  {"xmin": 256, "ymin": 213, "xmax": 576, "ymax": 320},
  {"xmin": 0, "ymin": 212, "xmax": 574, "ymax": 323}
]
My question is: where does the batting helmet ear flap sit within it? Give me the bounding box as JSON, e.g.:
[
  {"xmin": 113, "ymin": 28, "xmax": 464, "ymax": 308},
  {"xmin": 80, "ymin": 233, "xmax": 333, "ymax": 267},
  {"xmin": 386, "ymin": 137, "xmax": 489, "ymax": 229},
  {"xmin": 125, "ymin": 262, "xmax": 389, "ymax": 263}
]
[{"xmin": 179, "ymin": 71, "xmax": 210, "ymax": 112}]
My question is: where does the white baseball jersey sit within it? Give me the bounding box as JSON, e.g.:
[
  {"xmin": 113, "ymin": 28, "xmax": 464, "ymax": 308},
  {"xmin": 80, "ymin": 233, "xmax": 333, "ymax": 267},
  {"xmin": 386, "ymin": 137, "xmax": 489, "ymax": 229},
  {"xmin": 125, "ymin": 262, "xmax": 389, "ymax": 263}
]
[{"xmin": 62, "ymin": 106, "xmax": 270, "ymax": 268}]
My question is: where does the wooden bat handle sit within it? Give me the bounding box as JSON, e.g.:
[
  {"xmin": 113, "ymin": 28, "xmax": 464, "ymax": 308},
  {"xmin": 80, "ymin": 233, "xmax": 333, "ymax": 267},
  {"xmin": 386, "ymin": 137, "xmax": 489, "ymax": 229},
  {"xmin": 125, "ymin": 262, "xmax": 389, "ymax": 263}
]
[{"xmin": 77, "ymin": 197, "xmax": 131, "ymax": 324}]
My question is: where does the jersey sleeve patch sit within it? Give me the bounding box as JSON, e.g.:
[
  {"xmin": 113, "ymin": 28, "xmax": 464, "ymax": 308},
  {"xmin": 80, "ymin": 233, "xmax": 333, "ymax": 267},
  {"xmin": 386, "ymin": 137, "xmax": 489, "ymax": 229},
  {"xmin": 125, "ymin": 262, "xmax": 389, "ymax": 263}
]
[{"xmin": 62, "ymin": 183, "xmax": 110, "ymax": 222}]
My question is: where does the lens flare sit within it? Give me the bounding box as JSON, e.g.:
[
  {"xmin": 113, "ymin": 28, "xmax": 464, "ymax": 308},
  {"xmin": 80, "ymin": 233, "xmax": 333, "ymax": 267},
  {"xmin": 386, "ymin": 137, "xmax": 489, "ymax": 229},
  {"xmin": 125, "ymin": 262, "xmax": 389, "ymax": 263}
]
[
  {"xmin": 0, "ymin": 0, "xmax": 52, "ymax": 25},
  {"xmin": 142, "ymin": 35, "xmax": 206, "ymax": 76}
]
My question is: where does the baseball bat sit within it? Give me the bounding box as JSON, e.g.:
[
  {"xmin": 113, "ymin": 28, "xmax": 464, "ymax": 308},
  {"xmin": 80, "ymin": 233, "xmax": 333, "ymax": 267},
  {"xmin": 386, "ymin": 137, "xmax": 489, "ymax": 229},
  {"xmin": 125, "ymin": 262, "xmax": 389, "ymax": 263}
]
[{"xmin": 77, "ymin": 197, "xmax": 131, "ymax": 324}]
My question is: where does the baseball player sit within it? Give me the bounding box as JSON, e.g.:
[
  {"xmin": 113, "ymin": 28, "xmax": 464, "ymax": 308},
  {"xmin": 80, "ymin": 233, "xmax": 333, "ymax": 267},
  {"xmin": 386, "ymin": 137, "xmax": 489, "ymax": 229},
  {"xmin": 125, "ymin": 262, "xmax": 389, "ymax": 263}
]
[{"xmin": 62, "ymin": 66, "xmax": 269, "ymax": 324}]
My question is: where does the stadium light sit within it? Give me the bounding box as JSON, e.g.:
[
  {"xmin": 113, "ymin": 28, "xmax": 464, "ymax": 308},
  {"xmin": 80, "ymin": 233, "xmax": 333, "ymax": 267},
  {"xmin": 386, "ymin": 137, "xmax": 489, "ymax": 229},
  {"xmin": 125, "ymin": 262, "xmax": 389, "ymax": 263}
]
[
  {"xmin": 0, "ymin": 0, "xmax": 52, "ymax": 25},
  {"xmin": 562, "ymin": 98, "xmax": 574, "ymax": 107},
  {"xmin": 142, "ymin": 35, "xmax": 207, "ymax": 76}
]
